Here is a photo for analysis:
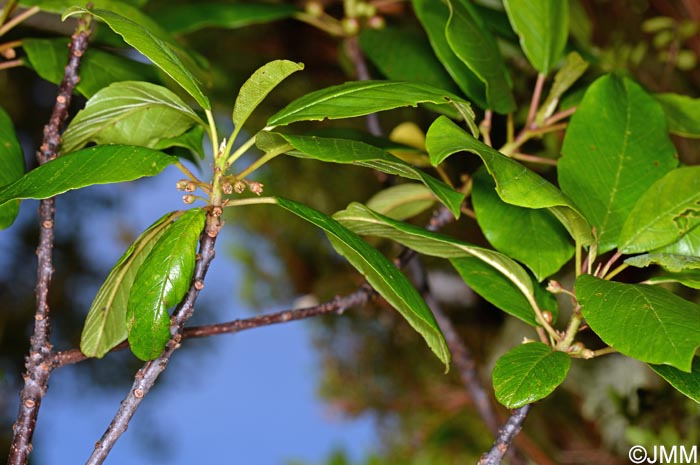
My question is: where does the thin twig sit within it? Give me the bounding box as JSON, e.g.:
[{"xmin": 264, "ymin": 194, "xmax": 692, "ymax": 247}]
[
  {"xmin": 345, "ymin": 35, "xmax": 382, "ymax": 136},
  {"xmin": 0, "ymin": 5, "xmax": 39, "ymax": 37},
  {"xmin": 53, "ymin": 289, "xmax": 373, "ymax": 368},
  {"xmin": 478, "ymin": 404, "xmax": 532, "ymax": 465},
  {"xmin": 526, "ymin": 73, "xmax": 546, "ymax": 128},
  {"xmin": 7, "ymin": 17, "xmax": 91, "ymax": 465},
  {"xmin": 0, "ymin": 58, "xmax": 22, "ymax": 70}
]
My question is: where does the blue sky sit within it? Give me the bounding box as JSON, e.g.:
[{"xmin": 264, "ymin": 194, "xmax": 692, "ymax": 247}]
[{"xmin": 8, "ymin": 162, "xmax": 378, "ymax": 464}]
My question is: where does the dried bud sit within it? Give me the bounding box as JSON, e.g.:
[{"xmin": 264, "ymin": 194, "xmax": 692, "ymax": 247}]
[
  {"xmin": 182, "ymin": 194, "xmax": 195, "ymax": 204},
  {"xmin": 184, "ymin": 181, "xmax": 196, "ymax": 193},
  {"xmin": 176, "ymin": 180, "xmax": 189, "ymax": 190},
  {"xmin": 233, "ymin": 181, "xmax": 246, "ymax": 194},
  {"xmin": 367, "ymin": 15, "xmax": 385, "ymax": 29},
  {"xmin": 248, "ymin": 181, "xmax": 264, "ymax": 196},
  {"xmin": 546, "ymin": 280, "xmax": 562, "ymax": 293},
  {"xmin": 222, "ymin": 182, "xmax": 233, "ymax": 195},
  {"xmin": 211, "ymin": 206, "xmax": 223, "ymax": 217},
  {"xmin": 305, "ymin": 0, "xmax": 323, "ymax": 16},
  {"xmin": 341, "ymin": 17, "xmax": 359, "ymax": 35},
  {"xmin": 542, "ymin": 310, "xmax": 553, "ymax": 324}
]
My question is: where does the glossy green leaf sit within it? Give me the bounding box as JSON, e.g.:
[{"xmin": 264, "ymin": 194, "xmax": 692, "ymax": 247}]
[
  {"xmin": 272, "ymin": 132, "xmax": 464, "ymax": 218},
  {"xmin": 445, "ymin": 0, "xmax": 515, "ymax": 113},
  {"xmin": 619, "ymin": 166, "xmax": 700, "ymax": 254},
  {"xmin": 493, "ymin": 342, "xmax": 571, "ymax": 408},
  {"xmin": 625, "ymin": 253, "xmax": 700, "ymax": 272},
  {"xmin": 658, "ymin": 224, "xmax": 700, "ymax": 256},
  {"xmin": 651, "ymin": 358, "xmax": 700, "ymax": 403},
  {"xmin": 576, "ymin": 274, "xmax": 700, "ymax": 372},
  {"xmin": 23, "ymin": 38, "xmax": 159, "ymax": 98},
  {"xmin": 65, "ymin": 7, "xmax": 210, "ymax": 110},
  {"xmin": 365, "ymin": 184, "xmax": 435, "ymax": 220},
  {"xmin": 233, "ymin": 60, "xmax": 304, "ymax": 135},
  {"xmin": 359, "ymin": 27, "xmax": 459, "ymax": 94},
  {"xmin": 270, "ymin": 197, "xmax": 449, "ymax": 368},
  {"xmin": 157, "ymin": 3, "xmax": 298, "ymax": 34},
  {"xmin": 451, "ymin": 257, "xmax": 557, "ymax": 326},
  {"xmin": 334, "ymin": 202, "xmax": 544, "ymax": 319},
  {"xmin": 427, "ymin": 116, "xmax": 592, "ymax": 245},
  {"xmin": 655, "ymin": 93, "xmax": 700, "ymax": 138},
  {"xmin": 61, "ymin": 81, "xmax": 203, "ymax": 154},
  {"xmin": 81, "ymin": 211, "xmax": 180, "ymax": 358},
  {"xmin": 536, "ymin": 52, "xmax": 588, "ymax": 124},
  {"xmin": 0, "ymin": 145, "xmax": 175, "ymax": 207},
  {"xmin": 153, "ymin": 125, "xmax": 206, "ymax": 159},
  {"xmin": 472, "ymin": 169, "xmax": 574, "ymax": 281},
  {"xmin": 646, "ymin": 270, "xmax": 700, "ymax": 290},
  {"xmin": 559, "ymin": 74, "xmax": 677, "ymax": 253},
  {"xmin": 127, "ymin": 208, "xmax": 206, "ymax": 361},
  {"xmin": 0, "ymin": 106, "xmax": 24, "ymax": 229},
  {"xmin": 412, "ymin": 0, "xmax": 487, "ymax": 109},
  {"xmin": 266, "ymin": 80, "xmax": 477, "ymax": 135},
  {"xmin": 503, "ymin": 0, "xmax": 569, "ymax": 74}
]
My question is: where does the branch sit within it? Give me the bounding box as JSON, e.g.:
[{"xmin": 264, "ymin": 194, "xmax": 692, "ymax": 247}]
[
  {"xmin": 53, "ymin": 289, "xmax": 373, "ymax": 368},
  {"xmin": 478, "ymin": 404, "xmax": 532, "ymax": 465},
  {"xmin": 344, "ymin": 35, "xmax": 382, "ymax": 136},
  {"xmin": 85, "ymin": 225, "xmax": 218, "ymax": 465},
  {"xmin": 8, "ymin": 17, "xmax": 91, "ymax": 465}
]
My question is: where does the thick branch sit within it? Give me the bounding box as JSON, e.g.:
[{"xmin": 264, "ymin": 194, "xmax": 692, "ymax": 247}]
[
  {"xmin": 8, "ymin": 18, "xmax": 90, "ymax": 465},
  {"xmin": 478, "ymin": 404, "xmax": 532, "ymax": 465}
]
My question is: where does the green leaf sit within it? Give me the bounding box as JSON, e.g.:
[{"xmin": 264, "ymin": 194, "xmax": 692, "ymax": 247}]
[
  {"xmin": 559, "ymin": 74, "xmax": 677, "ymax": 253},
  {"xmin": 233, "ymin": 60, "xmax": 304, "ymax": 136},
  {"xmin": 0, "ymin": 145, "xmax": 175, "ymax": 207},
  {"xmin": 0, "ymin": 106, "xmax": 25, "ymax": 229},
  {"xmin": 266, "ymin": 80, "xmax": 477, "ymax": 136},
  {"xmin": 127, "ymin": 208, "xmax": 206, "ymax": 360},
  {"xmin": 153, "ymin": 125, "xmax": 206, "ymax": 160},
  {"xmin": 618, "ymin": 166, "xmax": 700, "ymax": 254},
  {"xmin": 81, "ymin": 211, "xmax": 179, "ymax": 358},
  {"xmin": 157, "ymin": 2, "xmax": 298, "ymax": 34},
  {"xmin": 66, "ymin": 7, "xmax": 210, "ymax": 110},
  {"xmin": 655, "ymin": 93, "xmax": 700, "ymax": 138},
  {"xmin": 365, "ymin": 184, "xmax": 435, "ymax": 221},
  {"xmin": 472, "ymin": 169, "xmax": 574, "ymax": 281},
  {"xmin": 576, "ymin": 274, "xmax": 700, "ymax": 372},
  {"xmin": 270, "ymin": 197, "xmax": 450, "ymax": 368},
  {"xmin": 412, "ymin": 0, "xmax": 487, "ymax": 109},
  {"xmin": 650, "ymin": 358, "xmax": 700, "ymax": 403},
  {"xmin": 426, "ymin": 116, "xmax": 592, "ymax": 245},
  {"xmin": 334, "ymin": 202, "xmax": 543, "ymax": 320},
  {"xmin": 646, "ymin": 270, "xmax": 700, "ymax": 290},
  {"xmin": 23, "ymin": 38, "xmax": 159, "ymax": 98},
  {"xmin": 625, "ymin": 253, "xmax": 700, "ymax": 272},
  {"xmin": 272, "ymin": 132, "xmax": 464, "ymax": 218},
  {"xmin": 450, "ymin": 257, "xmax": 557, "ymax": 326},
  {"xmin": 536, "ymin": 52, "xmax": 589, "ymax": 124},
  {"xmin": 492, "ymin": 342, "xmax": 571, "ymax": 408},
  {"xmin": 658, "ymin": 224, "xmax": 700, "ymax": 256},
  {"xmin": 359, "ymin": 27, "xmax": 460, "ymax": 94},
  {"xmin": 61, "ymin": 81, "xmax": 203, "ymax": 154},
  {"xmin": 445, "ymin": 0, "xmax": 515, "ymax": 113},
  {"xmin": 503, "ymin": 0, "xmax": 569, "ymax": 74}
]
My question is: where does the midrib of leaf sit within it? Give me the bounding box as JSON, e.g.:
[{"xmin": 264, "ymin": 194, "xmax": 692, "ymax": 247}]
[
  {"xmin": 83, "ymin": 211, "xmax": 181, "ymax": 354},
  {"xmin": 69, "ymin": 98, "xmax": 196, "ymax": 144},
  {"xmin": 622, "ymin": 191, "xmax": 700, "ymax": 249},
  {"xmin": 600, "ymin": 81, "xmax": 632, "ymax": 243}
]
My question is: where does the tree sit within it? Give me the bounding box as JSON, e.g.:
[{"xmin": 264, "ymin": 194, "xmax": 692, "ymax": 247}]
[{"xmin": 1, "ymin": 0, "xmax": 699, "ymax": 464}]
